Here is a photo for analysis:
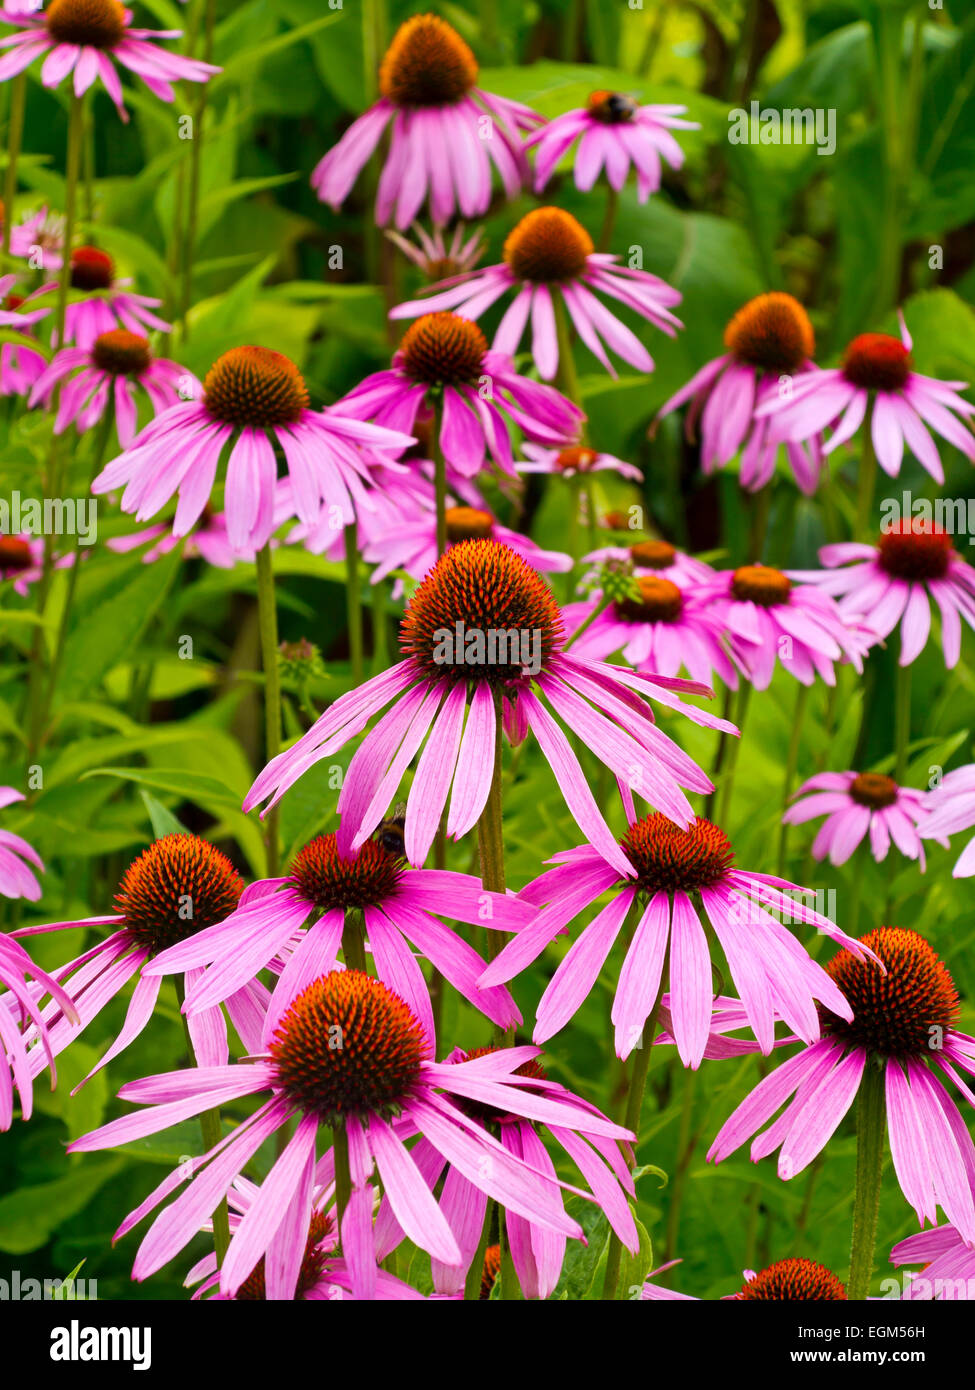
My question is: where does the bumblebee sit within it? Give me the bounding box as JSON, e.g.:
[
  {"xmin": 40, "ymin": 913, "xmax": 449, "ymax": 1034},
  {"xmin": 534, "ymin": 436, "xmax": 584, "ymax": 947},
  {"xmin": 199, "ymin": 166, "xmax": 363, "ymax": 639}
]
[
  {"xmin": 375, "ymin": 802, "xmax": 407, "ymax": 858},
  {"xmin": 587, "ymin": 90, "xmax": 639, "ymax": 124}
]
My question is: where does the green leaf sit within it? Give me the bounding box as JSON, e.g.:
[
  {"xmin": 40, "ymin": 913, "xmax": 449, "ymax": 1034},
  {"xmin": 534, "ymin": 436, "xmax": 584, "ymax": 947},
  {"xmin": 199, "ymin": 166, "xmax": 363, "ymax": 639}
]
[
  {"xmin": 140, "ymin": 790, "xmax": 190, "ymax": 839},
  {"xmin": 0, "ymin": 1160, "xmax": 123, "ymax": 1254}
]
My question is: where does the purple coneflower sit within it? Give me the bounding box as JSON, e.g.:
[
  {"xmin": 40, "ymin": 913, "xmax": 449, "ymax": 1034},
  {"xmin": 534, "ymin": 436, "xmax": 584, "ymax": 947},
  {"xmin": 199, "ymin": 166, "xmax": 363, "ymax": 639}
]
[
  {"xmin": 390, "ymin": 206, "xmax": 682, "ymax": 380},
  {"xmin": 517, "ymin": 441, "xmax": 643, "ymax": 483},
  {"xmin": 754, "ymin": 314, "xmax": 975, "ymax": 483},
  {"xmin": 142, "ymin": 830, "xmax": 527, "ymax": 1038},
  {"xmin": 0, "ymin": 274, "xmax": 52, "ymax": 396},
  {"xmin": 364, "ymin": 504, "xmax": 572, "ymax": 585},
  {"xmin": 0, "ymin": 0, "xmax": 219, "ymax": 119},
  {"xmin": 312, "ymin": 14, "xmax": 538, "ymax": 229},
  {"xmin": 244, "ymin": 540, "xmax": 734, "ymax": 875},
  {"xmin": 921, "ymin": 764, "xmax": 975, "ymax": 877},
  {"xmin": 890, "ymin": 1223, "xmax": 975, "ymax": 1300},
  {"xmin": 0, "ymin": 534, "xmax": 77, "ymax": 595},
  {"xmin": 656, "ymin": 293, "xmax": 825, "ymax": 494},
  {"xmin": 69, "ymin": 969, "xmax": 606, "ymax": 1297},
  {"xmin": 642, "ymin": 1256, "xmax": 848, "ymax": 1301},
  {"xmin": 0, "ymin": 786, "xmax": 43, "ymax": 902},
  {"xmin": 385, "ymin": 221, "xmax": 486, "ymax": 281},
  {"xmin": 582, "ymin": 537, "xmax": 715, "ymax": 587},
  {"xmin": 793, "ymin": 521, "xmax": 975, "ymax": 668},
  {"xmin": 58, "ymin": 245, "xmax": 171, "ymax": 349},
  {"xmin": 707, "ymin": 927, "xmax": 975, "ymax": 1243},
  {"xmin": 479, "ymin": 811, "xmax": 867, "ymax": 1064},
  {"xmin": 8, "ymin": 205, "xmax": 64, "ymax": 270},
  {"xmin": 527, "ymin": 92, "xmax": 698, "ymax": 202},
  {"xmin": 30, "ymin": 331, "xmax": 188, "ymax": 447},
  {"xmin": 108, "ymin": 506, "xmax": 253, "ymax": 568},
  {"xmin": 784, "ymin": 770, "xmax": 933, "ymax": 868},
  {"xmin": 337, "ymin": 311, "xmax": 582, "ymax": 479},
  {"xmin": 90, "ymin": 345, "xmax": 414, "ymax": 552}
]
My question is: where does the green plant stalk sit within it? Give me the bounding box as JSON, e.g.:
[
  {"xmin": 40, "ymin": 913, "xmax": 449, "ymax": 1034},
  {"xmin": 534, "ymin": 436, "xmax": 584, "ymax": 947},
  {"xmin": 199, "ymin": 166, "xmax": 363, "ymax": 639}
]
[
  {"xmin": 2, "ymin": 73, "xmax": 26, "ymax": 264},
  {"xmin": 370, "ymin": 577, "xmax": 388, "ymax": 674},
  {"xmin": 344, "ymin": 524, "xmax": 365, "ymax": 684},
  {"xmin": 715, "ymin": 684, "xmax": 751, "ymax": 827},
  {"xmin": 179, "ymin": 0, "xmax": 218, "ymax": 332},
  {"xmin": 175, "ymin": 980, "xmax": 230, "ymax": 1267},
  {"xmin": 333, "ymin": 1120, "xmax": 352, "ymax": 1233},
  {"xmin": 464, "ymin": 1199, "xmax": 494, "ymax": 1300},
  {"xmin": 776, "ymin": 683, "xmax": 810, "ymax": 875},
  {"xmin": 871, "ymin": 5, "xmax": 907, "ymax": 320},
  {"xmin": 847, "ymin": 1061, "xmax": 886, "ymax": 1299},
  {"xmin": 255, "ymin": 544, "xmax": 281, "ymax": 877},
  {"xmin": 55, "ymin": 94, "xmax": 85, "ymax": 349},
  {"xmin": 343, "ymin": 910, "xmax": 368, "ymax": 973},
  {"xmin": 553, "ymin": 291, "xmax": 581, "ymax": 410},
  {"xmin": 749, "ymin": 483, "xmax": 773, "ymax": 563},
  {"xmin": 598, "ymin": 186, "xmax": 619, "ymax": 253},
  {"xmin": 894, "ymin": 655, "xmax": 912, "ymax": 785},
  {"xmin": 704, "ymin": 685, "xmax": 735, "ymax": 821},
  {"xmin": 432, "ymin": 405, "xmax": 447, "ymax": 557},
  {"xmin": 855, "ymin": 409, "xmax": 877, "ymax": 541}
]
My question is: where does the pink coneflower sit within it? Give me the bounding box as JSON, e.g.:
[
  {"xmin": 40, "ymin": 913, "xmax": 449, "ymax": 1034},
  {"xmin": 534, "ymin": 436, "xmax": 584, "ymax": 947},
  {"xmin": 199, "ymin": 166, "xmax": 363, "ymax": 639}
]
[
  {"xmin": 890, "ymin": 1223, "xmax": 975, "ymax": 1300},
  {"xmin": 364, "ymin": 504, "xmax": 572, "ymax": 585},
  {"xmin": 656, "ymin": 293, "xmax": 825, "ymax": 494},
  {"xmin": 793, "ymin": 522, "xmax": 975, "ymax": 668},
  {"xmin": 642, "ymin": 1256, "xmax": 848, "ymax": 1301},
  {"xmin": 921, "ymin": 765, "xmax": 975, "ymax": 877},
  {"xmin": 708, "ymin": 927, "xmax": 975, "ymax": 1242},
  {"xmin": 0, "ymin": 534, "xmax": 43, "ymax": 595},
  {"xmin": 527, "ymin": 92, "xmax": 698, "ymax": 202},
  {"xmin": 517, "ymin": 442, "xmax": 643, "ymax": 483},
  {"xmin": 693, "ymin": 562, "xmax": 868, "ymax": 688},
  {"xmin": 391, "ymin": 207, "xmax": 682, "ymax": 380},
  {"xmin": 108, "ymin": 505, "xmax": 253, "ymax": 568},
  {"xmin": 142, "ymin": 830, "xmax": 528, "ymax": 1038},
  {"xmin": 754, "ymin": 313, "xmax": 975, "ymax": 483},
  {"xmin": 69, "ymin": 969, "xmax": 602, "ymax": 1297},
  {"xmin": 274, "ymin": 463, "xmax": 435, "ymax": 564},
  {"xmin": 0, "ymin": 275, "xmax": 52, "ymax": 397},
  {"xmin": 12, "ymin": 834, "xmax": 268, "ymax": 1090},
  {"xmin": 59, "ymin": 245, "xmax": 171, "ymax": 349},
  {"xmin": 90, "ymin": 345, "xmax": 414, "ymax": 553},
  {"xmin": 478, "ymin": 811, "xmax": 867, "ymax": 1064},
  {"xmin": 311, "ymin": 14, "xmax": 538, "ymax": 229},
  {"xmin": 8, "ymin": 204, "xmax": 63, "ymax": 269},
  {"xmin": 385, "ymin": 221, "xmax": 487, "ymax": 281},
  {"xmin": 783, "ymin": 771, "xmax": 933, "ymax": 868},
  {"xmin": 0, "ymin": 787, "xmax": 43, "ymax": 902},
  {"xmin": 0, "ymin": 0, "xmax": 219, "ymax": 120},
  {"xmin": 582, "ymin": 537, "xmax": 715, "ymax": 587},
  {"xmin": 29, "ymin": 331, "xmax": 189, "ymax": 448},
  {"xmin": 563, "ymin": 577, "xmax": 739, "ymax": 688},
  {"xmin": 337, "ymin": 312, "xmax": 582, "ymax": 479},
  {"xmin": 414, "ymin": 1044, "xmax": 638, "ymax": 1300},
  {"xmin": 244, "ymin": 540, "xmax": 734, "ymax": 875}
]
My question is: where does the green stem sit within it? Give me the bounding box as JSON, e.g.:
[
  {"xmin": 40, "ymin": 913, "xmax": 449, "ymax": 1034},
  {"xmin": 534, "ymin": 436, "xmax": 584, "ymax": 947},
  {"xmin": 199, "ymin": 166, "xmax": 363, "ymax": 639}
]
[
  {"xmin": 704, "ymin": 685, "xmax": 735, "ymax": 821},
  {"xmin": 55, "ymin": 94, "xmax": 85, "ymax": 348},
  {"xmin": 432, "ymin": 406, "xmax": 447, "ymax": 558},
  {"xmin": 180, "ymin": 0, "xmax": 217, "ymax": 332},
  {"xmin": 847, "ymin": 1061, "xmax": 886, "ymax": 1300},
  {"xmin": 715, "ymin": 684, "xmax": 751, "ymax": 827},
  {"xmin": 476, "ymin": 697, "xmax": 506, "ymax": 940},
  {"xmin": 872, "ymin": 5, "xmax": 907, "ymax": 320},
  {"xmin": 342, "ymin": 910, "xmax": 367, "ymax": 973},
  {"xmin": 597, "ymin": 186, "xmax": 618, "ymax": 254},
  {"xmin": 855, "ymin": 409, "xmax": 877, "ymax": 541},
  {"xmin": 776, "ymin": 683, "xmax": 810, "ymax": 875},
  {"xmin": 894, "ymin": 654, "xmax": 912, "ymax": 784},
  {"xmin": 255, "ymin": 544, "xmax": 281, "ymax": 877},
  {"xmin": 344, "ymin": 524, "xmax": 364, "ymax": 684},
  {"xmin": 464, "ymin": 1200, "xmax": 494, "ymax": 1300},
  {"xmin": 2, "ymin": 73, "xmax": 26, "ymax": 264},
  {"xmin": 333, "ymin": 1120, "xmax": 352, "ymax": 1233},
  {"xmin": 370, "ymin": 576, "xmax": 388, "ymax": 674},
  {"xmin": 749, "ymin": 483, "xmax": 772, "ymax": 563},
  {"xmin": 552, "ymin": 291, "xmax": 581, "ymax": 411}
]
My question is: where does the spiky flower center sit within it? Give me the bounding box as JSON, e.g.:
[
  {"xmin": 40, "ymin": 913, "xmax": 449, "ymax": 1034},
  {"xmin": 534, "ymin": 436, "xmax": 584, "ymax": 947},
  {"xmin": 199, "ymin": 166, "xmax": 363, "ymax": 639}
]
[
  {"xmin": 554, "ymin": 446, "xmax": 598, "ymax": 473},
  {"xmin": 622, "ymin": 814, "xmax": 734, "ymax": 895},
  {"xmin": 480, "ymin": 1245, "xmax": 501, "ymax": 1299},
  {"xmin": 203, "ymin": 346, "xmax": 309, "ymax": 428},
  {"xmin": 850, "ymin": 772, "xmax": 898, "ymax": 810},
  {"xmin": 616, "ymin": 576, "xmax": 682, "ymax": 623},
  {"xmin": 724, "ymin": 293, "xmax": 814, "ymax": 375},
  {"xmin": 456, "ymin": 1045, "xmax": 547, "ymax": 1126},
  {"xmin": 70, "ymin": 245, "xmax": 114, "ymax": 291},
  {"xmin": 269, "ymin": 970, "xmax": 427, "ymax": 1124},
  {"xmin": 877, "ymin": 520, "xmax": 952, "ymax": 581},
  {"xmin": 236, "ymin": 1212, "xmax": 332, "ymax": 1301},
  {"xmin": 730, "ymin": 564, "xmax": 791, "ymax": 606},
  {"xmin": 114, "ymin": 834, "xmax": 244, "ymax": 955},
  {"xmin": 446, "ymin": 506, "xmax": 494, "ymax": 542},
  {"xmin": 400, "ymin": 539, "xmax": 563, "ymax": 685},
  {"xmin": 842, "ymin": 333, "xmax": 912, "ymax": 391},
  {"xmin": 0, "ymin": 536, "xmax": 32, "ymax": 571},
  {"xmin": 378, "ymin": 14, "xmax": 478, "ymax": 107},
  {"xmin": 46, "ymin": 0, "xmax": 126, "ymax": 49},
  {"xmin": 92, "ymin": 329, "xmax": 150, "ymax": 377},
  {"xmin": 630, "ymin": 540, "xmax": 677, "ymax": 570},
  {"xmin": 290, "ymin": 833, "xmax": 402, "ymax": 911},
  {"xmin": 821, "ymin": 927, "xmax": 959, "ymax": 1058},
  {"xmin": 587, "ymin": 90, "xmax": 638, "ymax": 124},
  {"xmin": 504, "ymin": 208, "xmax": 594, "ymax": 284},
  {"xmin": 399, "ymin": 313, "xmax": 486, "ymax": 387},
  {"xmin": 737, "ymin": 1259, "xmax": 847, "ymax": 1301}
]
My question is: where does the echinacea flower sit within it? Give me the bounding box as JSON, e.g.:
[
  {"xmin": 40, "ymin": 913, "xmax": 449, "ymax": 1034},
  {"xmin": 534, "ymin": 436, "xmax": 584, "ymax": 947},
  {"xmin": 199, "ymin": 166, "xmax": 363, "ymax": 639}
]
[
  {"xmin": 642, "ymin": 1256, "xmax": 848, "ymax": 1301},
  {"xmin": 0, "ymin": 787, "xmax": 43, "ymax": 901},
  {"xmin": 337, "ymin": 311, "xmax": 582, "ymax": 479},
  {"xmin": 582, "ymin": 538, "xmax": 715, "ymax": 588},
  {"xmin": 516, "ymin": 441, "xmax": 643, "ymax": 483},
  {"xmin": 708, "ymin": 927, "xmax": 975, "ymax": 1243},
  {"xmin": 656, "ymin": 293, "xmax": 826, "ymax": 494},
  {"xmin": 143, "ymin": 830, "xmax": 528, "ymax": 1038},
  {"xmin": 391, "ymin": 207, "xmax": 682, "ymax": 380},
  {"xmin": 527, "ymin": 92, "xmax": 698, "ymax": 202},
  {"xmin": 90, "ymin": 345, "xmax": 414, "ymax": 552},
  {"xmin": 311, "ymin": 14, "xmax": 538, "ymax": 229},
  {"xmin": 754, "ymin": 312, "xmax": 975, "ymax": 484},
  {"xmin": 244, "ymin": 540, "xmax": 734, "ymax": 875},
  {"xmin": 921, "ymin": 764, "xmax": 975, "ymax": 877},
  {"xmin": 0, "ymin": 275, "xmax": 51, "ymax": 396},
  {"xmin": 783, "ymin": 771, "xmax": 933, "ymax": 868},
  {"xmin": 890, "ymin": 1223, "xmax": 975, "ymax": 1300},
  {"xmin": 0, "ymin": 0, "xmax": 219, "ymax": 120},
  {"xmin": 12, "ymin": 834, "xmax": 268, "ymax": 1090},
  {"xmin": 0, "ymin": 534, "xmax": 77, "ymax": 594},
  {"xmin": 793, "ymin": 522, "xmax": 975, "ymax": 668},
  {"xmin": 385, "ymin": 222, "xmax": 487, "ymax": 281},
  {"xmin": 8, "ymin": 205, "xmax": 63, "ymax": 270},
  {"xmin": 363, "ymin": 504, "xmax": 572, "ymax": 585},
  {"xmin": 29, "ymin": 331, "xmax": 189, "ymax": 448},
  {"xmin": 108, "ymin": 506, "xmax": 254, "ymax": 568},
  {"xmin": 693, "ymin": 562, "xmax": 868, "ymax": 688},
  {"xmin": 58, "ymin": 245, "xmax": 171, "ymax": 349},
  {"xmin": 403, "ymin": 1044, "xmax": 638, "ymax": 1301},
  {"xmin": 69, "ymin": 969, "xmax": 600, "ymax": 1298},
  {"xmin": 478, "ymin": 810, "xmax": 868, "ymax": 1064}
]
